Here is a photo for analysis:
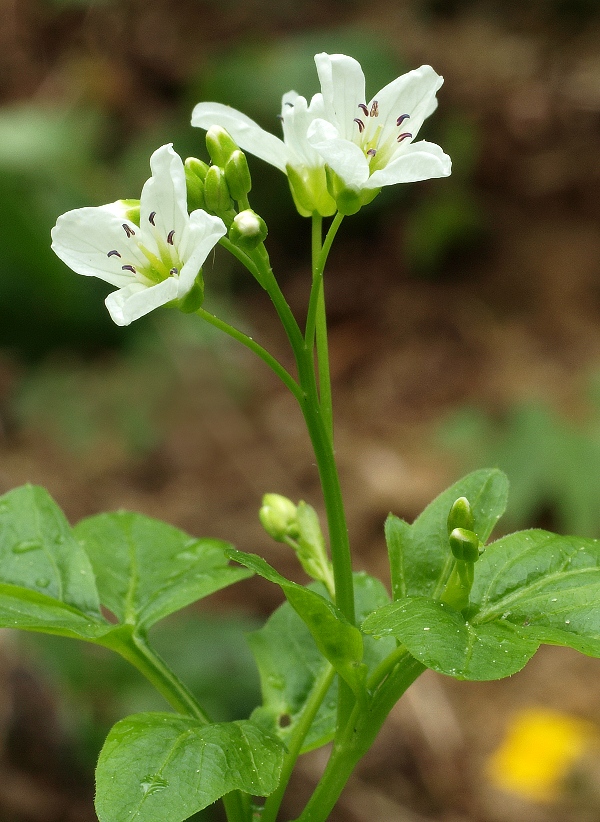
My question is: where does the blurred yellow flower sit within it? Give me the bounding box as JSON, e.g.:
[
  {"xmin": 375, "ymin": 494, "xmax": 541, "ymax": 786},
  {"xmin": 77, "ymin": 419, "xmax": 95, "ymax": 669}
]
[{"xmin": 486, "ymin": 707, "xmax": 597, "ymax": 802}]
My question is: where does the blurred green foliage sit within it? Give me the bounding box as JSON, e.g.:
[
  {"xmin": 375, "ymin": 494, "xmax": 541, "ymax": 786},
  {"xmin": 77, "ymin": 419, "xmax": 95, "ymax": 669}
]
[{"xmin": 439, "ymin": 378, "xmax": 600, "ymax": 536}]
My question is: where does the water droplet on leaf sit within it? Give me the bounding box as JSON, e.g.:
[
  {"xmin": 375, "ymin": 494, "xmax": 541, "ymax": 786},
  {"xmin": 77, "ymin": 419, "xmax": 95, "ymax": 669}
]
[{"xmin": 13, "ymin": 540, "xmax": 42, "ymax": 554}]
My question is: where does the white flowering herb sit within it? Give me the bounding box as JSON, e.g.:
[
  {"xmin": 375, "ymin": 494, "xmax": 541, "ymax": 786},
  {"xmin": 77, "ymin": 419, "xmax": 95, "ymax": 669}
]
[
  {"xmin": 192, "ymin": 52, "xmax": 450, "ymax": 216},
  {"xmin": 51, "ymin": 143, "xmax": 226, "ymax": 325},
  {"xmin": 2, "ymin": 49, "xmax": 598, "ymax": 822}
]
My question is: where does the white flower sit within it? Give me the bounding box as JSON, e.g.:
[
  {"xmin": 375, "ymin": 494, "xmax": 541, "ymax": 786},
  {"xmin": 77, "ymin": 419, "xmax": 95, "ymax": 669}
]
[
  {"xmin": 192, "ymin": 90, "xmax": 336, "ymax": 217},
  {"xmin": 51, "ymin": 144, "xmax": 226, "ymax": 326},
  {"xmin": 191, "ymin": 53, "xmax": 451, "ymax": 217},
  {"xmin": 307, "ymin": 54, "xmax": 451, "ymax": 203}
]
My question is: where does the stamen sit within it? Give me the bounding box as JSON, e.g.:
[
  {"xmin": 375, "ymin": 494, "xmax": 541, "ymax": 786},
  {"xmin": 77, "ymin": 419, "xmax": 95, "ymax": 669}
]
[
  {"xmin": 358, "ymin": 103, "xmax": 369, "ymax": 117},
  {"xmin": 397, "ymin": 132, "xmax": 412, "ymax": 143},
  {"xmin": 122, "ymin": 264, "xmax": 137, "ymax": 273},
  {"xmin": 284, "ymin": 101, "xmax": 294, "ymax": 108},
  {"xmin": 167, "ymin": 230, "xmax": 175, "ymax": 245},
  {"xmin": 397, "ymin": 114, "xmax": 410, "ymax": 126},
  {"xmin": 370, "ymin": 101, "xmax": 379, "ymax": 117},
  {"xmin": 149, "ymin": 211, "xmax": 156, "ymax": 225},
  {"xmin": 107, "ymin": 250, "xmax": 121, "ymax": 258},
  {"xmin": 276, "ymin": 114, "xmax": 284, "ymax": 121},
  {"xmin": 354, "ymin": 118, "xmax": 365, "ymax": 133},
  {"xmin": 122, "ymin": 224, "xmax": 135, "ymax": 238},
  {"xmin": 367, "ymin": 149, "xmax": 377, "ymax": 157},
  {"xmin": 169, "ymin": 267, "xmax": 178, "ymax": 276}
]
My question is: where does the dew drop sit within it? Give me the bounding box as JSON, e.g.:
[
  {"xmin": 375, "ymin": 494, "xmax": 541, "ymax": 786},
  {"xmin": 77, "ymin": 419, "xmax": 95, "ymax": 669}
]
[
  {"xmin": 423, "ymin": 627, "xmax": 430, "ymax": 631},
  {"xmin": 140, "ymin": 775, "xmax": 169, "ymax": 796},
  {"xmin": 565, "ymin": 620, "xmax": 571, "ymax": 625},
  {"xmin": 13, "ymin": 540, "xmax": 42, "ymax": 554},
  {"xmin": 267, "ymin": 675, "xmax": 285, "ymax": 690},
  {"xmin": 551, "ymin": 598, "xmax": 557, "ymax": 602},
  {"xmin": 36, "ymin": 578, "xmax": 50, "ymax": 588}
]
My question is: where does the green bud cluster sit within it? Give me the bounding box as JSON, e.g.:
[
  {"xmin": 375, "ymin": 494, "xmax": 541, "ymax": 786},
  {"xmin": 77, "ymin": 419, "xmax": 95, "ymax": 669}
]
[
  {"xmin": 259, "ymin": 493, "xmax": 335, "ymax": 596},
  {"xmin": 441, "ymin": 496, "xmax": 483, "ymax": 612}
]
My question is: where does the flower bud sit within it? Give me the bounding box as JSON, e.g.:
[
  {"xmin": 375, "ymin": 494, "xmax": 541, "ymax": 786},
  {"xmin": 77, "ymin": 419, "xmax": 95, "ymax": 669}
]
[
  {"xmin": 449, "ymin": 527, "xmax": 480, "ymax": 562},
  {"xmin": 447, "ymin": 496, "xmax": 475, "ymax": 536},
  {"xmin": 185, "ymin": 157, "xmax": 209, "ymax": 211},
  {"xmin": 203, "ymin": 165, "xmax": 234, "ymax": 217},
  {"xmin": 206, "ymin": 125, "xmax": 239, "ymax": 168},
  {"xmin": 259, "ymin": 493, "xmax": 299, "ymax": 542},
  {"xmin": 229, "ymin": 210, "xmax": 268, "ymax": 250},
  {"xmin": 224, "ymin": 150, "xmax": 252, "ymax": 200}
]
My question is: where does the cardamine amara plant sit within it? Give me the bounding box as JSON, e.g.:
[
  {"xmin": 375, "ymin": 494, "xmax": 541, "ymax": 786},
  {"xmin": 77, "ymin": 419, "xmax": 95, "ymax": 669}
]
[{"xmin": 0, "ymin": 51, "xmax": 598, "ymax": 822}]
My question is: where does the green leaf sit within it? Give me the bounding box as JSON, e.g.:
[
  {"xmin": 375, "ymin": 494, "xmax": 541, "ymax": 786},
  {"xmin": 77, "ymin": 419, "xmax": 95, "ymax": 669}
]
[
  {"xmin": 386, "ymin": 468, "xmax": 508, "ymax": 600},
  {"xmin": 362, "ymin": 597, "xmax": 539, "ymax": 680},
  {"xmin": 0, "ymin": 486, "xmax": 109, "ymax": 639},
  {"xmin": 0, "ymin": 485, "xmax": 101, "ymax": 613},
  {"xmin": 228, "ymin": 550, "xmax": 365, "ymax": 695},
  {"xmin": 74, "ymin": 512, "xmax": 252, "ymax": 629},
  {"xmin": 248, "ymin": 572, "xmax": 396, "ymax": 753},
  {"xmin": 471, "ymin": 530, "xmax": 600, "ymax": 656},
  {"xmin": 95, "ymin": 714, "xmax": 285, "ymax": 822}
]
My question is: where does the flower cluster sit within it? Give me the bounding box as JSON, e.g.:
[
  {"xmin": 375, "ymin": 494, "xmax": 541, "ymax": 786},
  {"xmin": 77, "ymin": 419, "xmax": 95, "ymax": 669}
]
[{"xmin": 52, "ymin": 52, "xmax": 451, "ymax": 324}]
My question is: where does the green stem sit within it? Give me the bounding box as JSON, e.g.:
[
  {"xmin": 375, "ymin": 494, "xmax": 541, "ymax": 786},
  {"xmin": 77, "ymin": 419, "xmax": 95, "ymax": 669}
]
[
  {"xmin": 195, "ymin": 307, "xmax": 302, "ymax": 403},
  {"xmin": 260, "ymin": 665, "xmax": 336, "ymax": 822},
  {"xmin": 294, "ymin": 655, "xmax": 425, "ymax": 822},
  {"xmin": 100, "ymin": 628, "xmax": 210, "ymax": 723}
]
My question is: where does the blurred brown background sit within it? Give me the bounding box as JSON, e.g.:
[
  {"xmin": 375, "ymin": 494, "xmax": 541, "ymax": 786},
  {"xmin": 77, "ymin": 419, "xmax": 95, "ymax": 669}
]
[{"xmin": 1, "ymin": 0, "xmax": 600, "ymax": 820}]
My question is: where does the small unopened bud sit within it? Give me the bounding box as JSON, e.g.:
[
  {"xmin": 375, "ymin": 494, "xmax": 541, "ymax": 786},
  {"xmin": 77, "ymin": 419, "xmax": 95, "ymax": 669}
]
[
  {"xmin": 224, "ymin": 150, "xmax": 252, "ymax": 200},
  {"xmin": 229, "ymin": 210, "xmax": 268, "ymax": 249},
  {"xmin": 203, "ymin": 165, "xmax": 234, "ymax": 216},
  {"xmin": 206, "ymin": 126, "xmax": 239, "ymax": 168},
  {"xmin": 447, "ymin": 496, "xmax": 475, "ymax": 536},
  {"xmin": 185, "ymin": 157, "xmax": 209, "ymax": 211},
  {"xmin": 259, "ymin": 493, "xmax": 299, "ymax": 542},
  {"xmin": 449, "ymin": 528, "xmax": 480, "ymax": 562}
]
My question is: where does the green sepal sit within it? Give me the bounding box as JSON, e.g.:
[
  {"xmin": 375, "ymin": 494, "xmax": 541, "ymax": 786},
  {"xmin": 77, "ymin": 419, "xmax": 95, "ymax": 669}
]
[
  {"xmin": 449, "ymin": 528, "xmax": 480, "ymax": 562},
  {"xmin": 224, "ymin": 149, "xmax": 252, "ymax": 200},
  {"xmin": 184, "ymin": 157, "xmax": 208, "ymax": 211},
  {"xmin": 286, "ymin": 164, "xmax": 336, "ymax": 218},
  {"xmin": 203, "ymin": 165, "xmax": 234, "ymax": 219},
  {"xmin": 324, "ymin": 167, "xmax": 380, "ymax": 216},
  {"xmin": 118, "ymin": 199, "xmax": 141, "ymax": 226},
  {"xmin": 175, "ymin": 274, "xmax": 204, "ymax": 314},
  {"xmin": 206, "ymin": 125, "xmax": 239, "ymax": 168},
  {"xmin": 447, "ymin": 496, "xmax": 475, "ymax": 534}
]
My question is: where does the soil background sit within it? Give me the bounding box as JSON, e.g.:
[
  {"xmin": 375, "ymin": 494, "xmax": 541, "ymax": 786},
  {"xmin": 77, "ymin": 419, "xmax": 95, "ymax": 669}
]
[{"xmin": 1, "ymin": 1, "xmax": 600, "ymax": 820}]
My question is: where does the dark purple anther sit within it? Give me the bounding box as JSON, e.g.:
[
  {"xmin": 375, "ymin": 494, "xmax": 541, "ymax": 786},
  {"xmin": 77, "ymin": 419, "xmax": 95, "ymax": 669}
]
[
  {"xmin": 107, "ymin": 250, "xmax": 121, "ymax": 258},
  {"xmin": 122, "ymin": 264, "xmax": 136, "ymax": 273},
  {"xmin": 167, "ymin": 230, "xmax": 175, "ymax": 245},
  {"xmin": 396, "ymin": 114, "xmax": 410, "ymax": 126},
  {"xmin": 149, "ymin": 211, "xmax": 156, "ymax": 225},
  {"xmin": 367, "ymin": 149, "xmax": 377, "ymax": 157},
  {"xmin": 397, "ymin": 132, "xmax": 412, "ymax": 143},
  {"xmin": 169, "ymin": 267, "xmax": 178, "ymax": 276},
  {"xmin": 122, "ymin": 224, "xmax": 135, "ymax": 238},
  {"xmin": 354, "ymin": 118, "xmax": 365, "ymax": 133},
  {"xmin": 358, "ymin": 103, "xmax": 369, "ymax": 117},
  {"xmin": 370, "ymin": 101, "xmax": 379, "ymax": 117}
]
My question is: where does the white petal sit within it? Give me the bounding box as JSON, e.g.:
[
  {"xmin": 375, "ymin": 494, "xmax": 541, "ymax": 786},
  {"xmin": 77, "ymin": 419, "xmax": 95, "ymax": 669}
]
[
  {"xmin": 139, "ymin": 144, "xmax": 189, "ymax": 247},
  {"xmin": 372, "ymin": 65, "xmax": 443, "ymax": 144},
  {"xmin": 105, "ymin": 278, "xmax": 180, "ymax": 326},
  {"xmin": 307, "ymin": 118, "xmax": 369, "ymax": 190},
  {"xmin": 51, "ymin": 207, "xmax": 143, "ymax": 287},
  {"xmin": 314, "ymin": 53, "xmax": 365, "ymax": 139},
  {"xmin": 177, "ymin": 211, "xmax": 227, "ymax": 292},
  {"xmin": 281, "ymin": 94, "xmax": 326, "ymax": 169},
  {"xmin": 366, "ymin": 140, "xmax": 451, "ymax": 188},
  {"xmin": 191, "ymin": 102, "xmax": 289, "ymax": 172}
]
